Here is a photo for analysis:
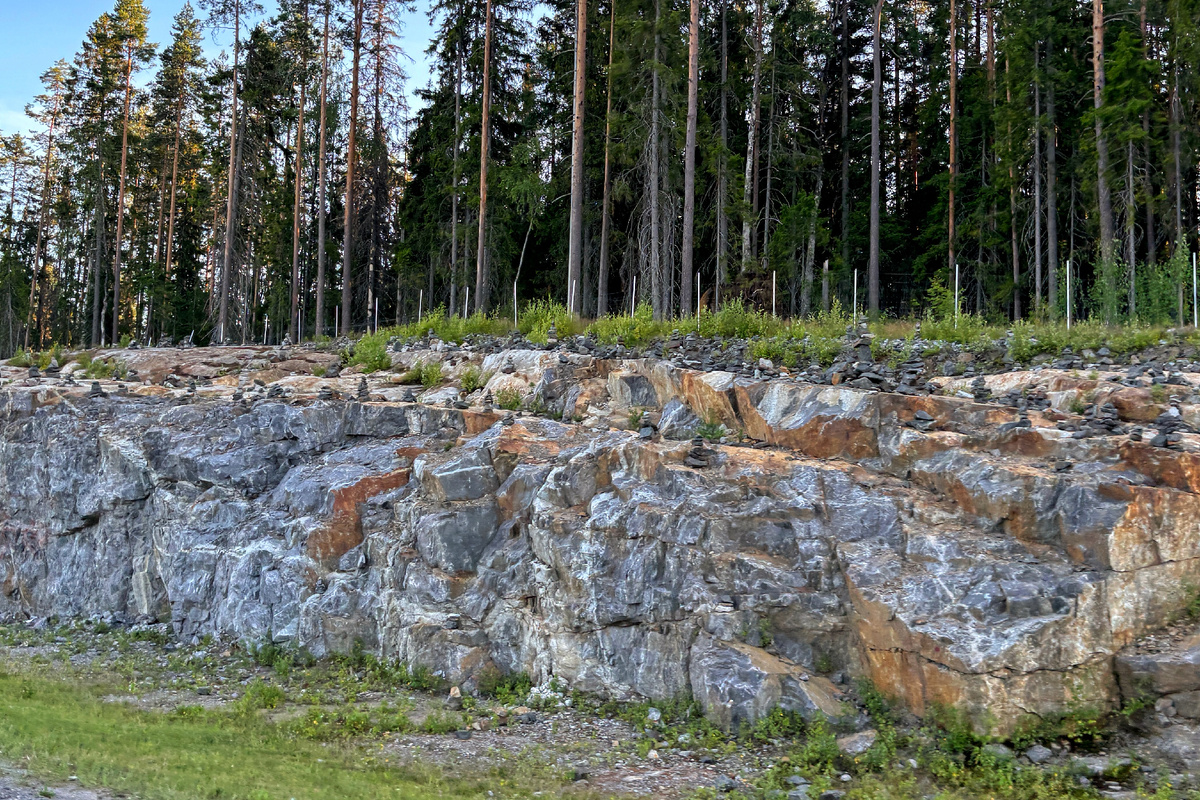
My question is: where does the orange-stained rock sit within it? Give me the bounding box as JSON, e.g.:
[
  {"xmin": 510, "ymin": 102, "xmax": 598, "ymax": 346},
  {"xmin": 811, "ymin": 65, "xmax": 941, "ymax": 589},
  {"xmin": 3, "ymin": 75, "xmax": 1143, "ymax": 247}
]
[
  {"xmin": 1107, "ymin": 387, "xmax": 1166, "ymax": 422},
  {"xmin": 679, "ymin": 370, "xmax": 740, "ymax": 427},
  {"xmin": 1120, "ymin": 441, "xmax": 1200, "ymax": 493},
  {"xmin": 306, "ymin": 468, "xmax": 411, "ymax": 569}
]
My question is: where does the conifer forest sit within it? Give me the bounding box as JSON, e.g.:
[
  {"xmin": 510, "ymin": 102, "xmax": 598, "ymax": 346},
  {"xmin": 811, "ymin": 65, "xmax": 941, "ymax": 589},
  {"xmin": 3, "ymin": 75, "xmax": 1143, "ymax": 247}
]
[{"xmin": 2, "ymin": 0, "xmax": 1199, "ymax": 355}]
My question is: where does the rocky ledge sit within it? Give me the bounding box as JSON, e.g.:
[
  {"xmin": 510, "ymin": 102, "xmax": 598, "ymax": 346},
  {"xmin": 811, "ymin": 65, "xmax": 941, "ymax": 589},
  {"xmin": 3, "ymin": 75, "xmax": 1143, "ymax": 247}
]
[{"xmin": 2, "ymin": 340, "xmax": 1199, "ymax": 738}]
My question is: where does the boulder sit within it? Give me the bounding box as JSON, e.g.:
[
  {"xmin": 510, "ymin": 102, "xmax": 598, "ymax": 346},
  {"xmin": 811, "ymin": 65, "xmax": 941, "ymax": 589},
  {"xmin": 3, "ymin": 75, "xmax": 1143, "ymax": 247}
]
[{"xmin": 689, "ymin": 635, "xmax": 844, "ymax": 731}]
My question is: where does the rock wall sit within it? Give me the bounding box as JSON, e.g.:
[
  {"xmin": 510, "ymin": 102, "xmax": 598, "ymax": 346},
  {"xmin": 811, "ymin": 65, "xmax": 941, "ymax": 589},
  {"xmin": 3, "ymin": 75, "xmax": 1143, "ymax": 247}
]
[{"xmin": 2, "ymin": 347, "xmax": 1199, "ymax": 736}]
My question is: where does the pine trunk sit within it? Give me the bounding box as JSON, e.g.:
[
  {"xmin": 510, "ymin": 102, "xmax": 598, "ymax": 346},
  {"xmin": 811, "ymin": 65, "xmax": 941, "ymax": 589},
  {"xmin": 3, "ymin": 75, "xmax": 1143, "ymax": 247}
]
[
  {"xmin": 868, "ymin": 0, "xmax": 882, "ymax": 315},
  {"xmin": 742, "ymin": 0, "xmax": 764, "ymax": 272},
  {"xmin": 1007, "ymin": 57, "xmax": 1020, "ymax": 320},
  {"xmin": 947, "ymin": 0, "xmax": 957, "ymax": 317},
  {"xmin": 315, "ymin": 1, "xmax": 330, "ymax": 336},
  {"xmin": 474, "ymin": 0, "xmax": 494, "ymax": 312},
  {"xmin": 1127, "ymin": 141, "xmax": 1136, "ymax": 316},
  {"xmin": 25, "ymin": 91, "xmax": 60, "ymax": 350},
  {"xmin": 649, "ymin": 0, "xmax": 662, "ymax": 319},
  {"xmin": 1034, "ymin": 45, "xmax": 1043, "ymax": 313},
  {"xmin": 1047, "ymin": 48, "xmax": 1059, "ymax": 315},
  {"xmin": 567, "ymin": 0, "xmax": 587, "ymax": 315},
  {"xmin": 840, "ymin": 0, "xmax": 850, "ymax": 277},
  {"xmin": 112, "ymin": 46, "xmax": 134, "ymax": 343},
  {"xmin": 451, "ymin": 47, "xmax": 463, "ymax": 315},
  {"xmin": 597, "ymin": 0, "xmax": 616, "ymax": 315},
  {"xmin": 342, "ymin": 0, "xmax": 363, "ymax": 333},
  {"xmin": 680, "ymin": 0, "xmax": 699, "ymax": 316},
  {"xmin": 716, "ymin": 0, "xmax": 728, "ymax": 305},
  {"xmin": 217, "ymin": 1, "xmax": 240, "ymax": 343},
  {"xmin": 290, "ymin": 4, "xmax": 308, "ymax": 343},
  {"xmin": 1093, "ymin": 0, "xmax": 1116, "ymax": 269}
]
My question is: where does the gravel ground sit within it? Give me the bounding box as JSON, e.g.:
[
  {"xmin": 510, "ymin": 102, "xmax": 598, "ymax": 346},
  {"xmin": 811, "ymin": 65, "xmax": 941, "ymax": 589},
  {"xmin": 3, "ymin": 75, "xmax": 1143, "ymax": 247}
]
[{"xmin": 0, "ymin": 767, "xmax": 109, "ymax": 800}]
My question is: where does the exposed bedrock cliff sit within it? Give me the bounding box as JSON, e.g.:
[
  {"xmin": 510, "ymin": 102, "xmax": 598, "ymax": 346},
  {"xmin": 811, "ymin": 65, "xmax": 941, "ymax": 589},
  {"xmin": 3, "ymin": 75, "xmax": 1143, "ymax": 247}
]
[{"xmin": 2, "ymin": 347, "xmax": 1199, "ymax": 737}]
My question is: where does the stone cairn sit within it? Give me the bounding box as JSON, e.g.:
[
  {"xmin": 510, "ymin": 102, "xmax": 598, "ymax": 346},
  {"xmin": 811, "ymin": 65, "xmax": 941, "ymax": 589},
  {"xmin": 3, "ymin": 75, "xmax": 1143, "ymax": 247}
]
[{"xmin": 685, "ymin": 436, "xmax": 712, "ymax": 468}]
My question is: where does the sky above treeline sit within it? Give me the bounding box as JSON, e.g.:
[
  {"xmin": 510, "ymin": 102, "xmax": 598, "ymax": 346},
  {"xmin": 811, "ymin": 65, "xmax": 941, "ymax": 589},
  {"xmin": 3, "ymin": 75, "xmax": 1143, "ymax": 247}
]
[{"xmin": 0, "ymin": 0, "xmax": 443, "ymax": 136}]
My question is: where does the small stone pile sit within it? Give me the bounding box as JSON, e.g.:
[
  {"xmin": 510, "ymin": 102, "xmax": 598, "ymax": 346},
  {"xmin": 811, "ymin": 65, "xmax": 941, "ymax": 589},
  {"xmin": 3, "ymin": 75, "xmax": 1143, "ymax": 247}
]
[
  {"xmin": 1149, "ymin": 406, "xmax": 1192, "ymax": 449},
  {"xmin": 971, "ymin": 376, "xmax": 992, "ymax": 403},
  {"xmin": 685, "ymin": 436, "xmax": 712, "ymax": 468}
]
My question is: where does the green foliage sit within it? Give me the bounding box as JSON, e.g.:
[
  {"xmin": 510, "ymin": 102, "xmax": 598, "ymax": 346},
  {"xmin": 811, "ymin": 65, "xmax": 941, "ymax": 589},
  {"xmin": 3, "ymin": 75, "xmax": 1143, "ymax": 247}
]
[
  {"xmin": 495, "ymin": 387, "xmax": 522, "ymax": 411},
  {"xmin": 459, "ymin": 365, "xmax": 491, "ymax": 394},
  {"xmin": 518, "ymin": 300, "xmax": 583, "ymax": 344},
  {"xmin": 6, "ymin": 350, "xmax": 32, "ymax": 367},
  {"xmin": 128, "ymin": 628, "xmax": 170, "ymax": 646},
  {"xmin": 1183, "ymin": 582, "xmax": 1200, "ymax": 621},
  {"xmin": 294, "ymin": 706, "xmax": 382, "ymax": 740},
  {"xmin": 695, "ymin": 418, "xmax": 726, "ymax": 441},
  {"xmin": 391, "ymin": 309, "xmax": 513, "ymax": 343},
  {"xmin": 791, "ymin": 718, "xmax": 840, "ymax": 775},
  {"xmin": 419, "ymin": 710, "xmax": 465, "ymax": 735},
  {"xmin": 235, "ymin": 679, "xmax": 286, "ymax": 712},
  {"xmin": 348, "ymin": 330, "xmax": 393, "ymax": 373},
  {"xmin": 523, "ymin": 394, "xmax": 548, "ymax": 416},
  {"xmin": 924, "ymin": 275, "xmax": 959, "ymax": 322},
  {"xmin": 745, "ymin": 707, "xmax": 806, "ymax": 743},
  {"xmin": 400, "ymin": 360, "xmax": 444, "ymax": 388},
  {"xmin": 476, "ymin": 668, "xmax": 533, "ymax": 705}
]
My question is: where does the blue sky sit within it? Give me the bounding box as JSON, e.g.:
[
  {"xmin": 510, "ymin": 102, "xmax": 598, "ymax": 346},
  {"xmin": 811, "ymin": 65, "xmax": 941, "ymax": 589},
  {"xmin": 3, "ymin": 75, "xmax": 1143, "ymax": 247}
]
[{"xmin": 0, "ymin": 0, "xmax": 438, "ymax": 136}]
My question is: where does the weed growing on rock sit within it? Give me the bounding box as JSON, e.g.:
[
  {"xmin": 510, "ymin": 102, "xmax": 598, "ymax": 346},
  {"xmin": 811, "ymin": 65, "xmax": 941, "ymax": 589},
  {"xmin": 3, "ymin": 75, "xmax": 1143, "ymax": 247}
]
[
  {"xmin": 695, "ymin": 418, "xmax": 725, "ymax": 441},
  {"xmin": 400, "ymin": 360, "xmax": 444, "ymax": 388},
  {"xmin": 496, "ymin": 388, "xmax": 522, "ymax": 411},
  {"xmin": 459, "ymin": 365, "xmax": 491, "ymax": 394},
  {"xmin": 348, "ymin": 331, "xmax": 393, "ymax": 373}
]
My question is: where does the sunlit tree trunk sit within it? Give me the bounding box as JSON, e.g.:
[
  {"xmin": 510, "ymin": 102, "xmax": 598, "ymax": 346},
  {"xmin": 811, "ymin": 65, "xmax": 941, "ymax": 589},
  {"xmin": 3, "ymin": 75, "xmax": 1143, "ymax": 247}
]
[
  {"xmin": 217, "ymin": 0, "xmax": 240, "ymax": 343},
  {"xmin": 289, "ymin": 0, "xmax": 308, "ymax": 342},
  {"xmin": 112, "ymin": 42, "xmax": 135, "ymax": 342},
  {"xmin": 342, "ymin": 0, "xmax": 363, "ymax": 333},
  {"xmin": 315, "ymin": 0, "xmax": 330, "ymax": 336},
  {"xmin": 567, "ymin": 0, "xmax": 587, "ymax": 315}
]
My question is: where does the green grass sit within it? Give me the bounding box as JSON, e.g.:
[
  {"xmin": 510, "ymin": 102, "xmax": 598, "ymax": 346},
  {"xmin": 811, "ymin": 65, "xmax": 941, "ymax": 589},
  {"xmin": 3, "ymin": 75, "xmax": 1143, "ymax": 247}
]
[
  {"xmin": 0, "ymin": 669, "xmax": 497, "ymax": 800},
  {"xmin": 12, "ymin": 304, "xmax": 1196, "ymax": 377}
]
